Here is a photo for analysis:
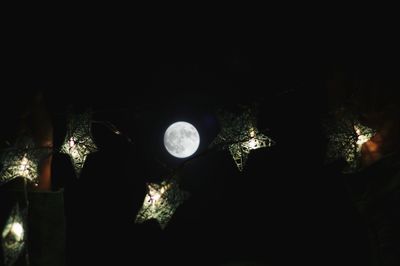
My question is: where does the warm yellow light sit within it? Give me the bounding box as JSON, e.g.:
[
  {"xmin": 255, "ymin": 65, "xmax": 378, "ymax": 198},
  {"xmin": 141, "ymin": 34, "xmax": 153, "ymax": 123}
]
[
  {"xmin": 211, "ymin": 109, "xmax": 275, "ymax": 171},
  {"xmin": 135, "ymin": 180, "xmax": 189, "ymax": 229},
  {"xmin": 68, "ymin": 138, "xmax": 76, "ymax": 148},
  {"xmin": 60, "ymin": 112, "xmax": 98, "ymax": 177},
  {"xmin": 149, "ymin": 189, "xmax": 162, "ymax": 203},
  {"xmin": 247, "ymin": 138, "xmax": 258, "ymax": 149},
  {"xmin": 10, "ymin": 223, "xmax": 23, "ymax": 241},
  {"xmin": 354, "ymin": 125, "xmax": 370, "ymax": 146},
  {"xmin": 0, "ymin": 138, "xmax": 49, "ymax": 185},
  {"xmin": 247, "ymin": 128, "xmax": 259, "ymax": 149},
  {"xmin": 15, "ymin": 154, "xmax": 33, "ymax": 178},
  {"xmin": 249, "ymin": 128, "xmax": 256, "ymax": 138},
  {"xmin": 148, "ymin": 184, "xmax": 169, "ymax": 205},
  {"xmin": 357, "ymin": 134, "xmax": 370, "ymax": 146},
  {"xmin": 18, "ymin": 155, "xmax": 29, "ymax": 175},
  {"xmin": 2, "ymin": 222, "xmax": 24, "ymax": 244}
]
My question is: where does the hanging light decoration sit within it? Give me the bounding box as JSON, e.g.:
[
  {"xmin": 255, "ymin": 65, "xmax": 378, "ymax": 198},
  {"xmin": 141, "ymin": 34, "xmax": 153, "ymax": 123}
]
[
  {"xmin": 325, "ymin": 113, "xmax": 376, "ymax": 173},
  {"xmin": 0, "ymin": 138, "xmax": 50, "ymax": 186},
  {"xmin": 135, "ymin": 179, "xmax": 189, "ymax": 229},
  {"xmin": 1, "ymin": 203, "xmax": 27, "ymax": 266},
  {"xmin": 212, "ymin": 108, "xmax": 275, "ymax": 171},
  {"xmin": 60, "ymin": 112, "xmax": 98, "ymax": 178}
]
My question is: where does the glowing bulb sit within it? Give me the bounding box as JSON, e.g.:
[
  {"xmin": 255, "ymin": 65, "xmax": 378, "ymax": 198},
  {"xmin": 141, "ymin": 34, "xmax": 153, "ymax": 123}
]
[
  {"xmin": 246, "ymin": 128, "xmax": 260, "ymax": 149},
  {"xmin": 10, "ymin": 223, "xmax": 23, "ymax": 241},
  {"xmin": 60, "ymin": 112, "xmax": 98, "ymax": 177},
  {"xmin": 19, "ymin": 156, "xmax": 28, "ymax": 171},
  {"xmin": 67, "ymin": 138, "xmax": 81, "ymax": 159},
  {"xmin": 2, "ymin": 222, "xmax": 24, "ymax": 244},
  {"xmin": 247, "ymin": 138, "xmax": 258, "ymax": 149},
  {"xmin": 17, "ymin": 155, "xmax": 30, "ymax": 177},
  {"xmin": 149, "ymin": 185, "xmax": 168, "ymax": 203},
  {"xmin": 249, "ymin": 128, "xmax": 256, "ymax": 138},
  {"xmin": 135, "ymin": 180, "xmax": 189, "ymax": 229},
  {"xmin": 69, "ymin": 138, "xmax": 76, "ymax": 148},
  {"xmin": 354, "ymin": 125, "xmax": 370, "ymax": 146},
  {"xmin": 357, "ymin": 134, "xmax": 370, "ymax": 146},
  {"xmin": 150, "ymin": 191, "xmax": 162, "ymax": 203}
]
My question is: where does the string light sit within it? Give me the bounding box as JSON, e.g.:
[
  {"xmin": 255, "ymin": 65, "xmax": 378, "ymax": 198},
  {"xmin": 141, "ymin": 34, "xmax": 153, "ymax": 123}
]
[
  {"xmin": 212, "ymin": 108, "xmax": 275, "ymax": 171},
  {"xmin": 1, "ymin": 203, "xmax": 26, "ymax": 266},
  {"xmin": 0, "ymin": 138, "xmax": 50, "ymax": 186},
  {"xmin": 60, "ymin": 112, "xmax": 98, "ymax": 178},
  {"xmin": 135, "ymin": 179, "xmax": 189, "ymax": 229},
  {"xmin": 325, "ymin": 114, "xmax": 376, "ymax": 173}
]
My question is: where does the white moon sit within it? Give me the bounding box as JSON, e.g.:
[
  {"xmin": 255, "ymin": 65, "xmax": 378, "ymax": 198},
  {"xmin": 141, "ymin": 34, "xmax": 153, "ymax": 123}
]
[{"xmin": 164, "ymin": 121, "xmax": 200, "ymax": 158}]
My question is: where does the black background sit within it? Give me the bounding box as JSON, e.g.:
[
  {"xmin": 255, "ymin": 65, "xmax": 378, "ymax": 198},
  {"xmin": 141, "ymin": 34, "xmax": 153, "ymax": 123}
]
[{"xmin": 2, "ymin": 27, "xmax": 400, "ymax": 265}]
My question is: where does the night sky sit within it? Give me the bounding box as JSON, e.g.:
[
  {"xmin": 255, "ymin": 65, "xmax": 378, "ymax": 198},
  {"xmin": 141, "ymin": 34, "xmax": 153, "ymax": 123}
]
[{"xmin": 2, "ymin": 32, "xmax": 400, "ymax": 266}]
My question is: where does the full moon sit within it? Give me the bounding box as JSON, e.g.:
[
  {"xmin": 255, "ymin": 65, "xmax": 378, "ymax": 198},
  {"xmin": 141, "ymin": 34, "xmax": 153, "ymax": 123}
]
[{"xmin": 164, "ymin": 121, "xmax": 200, "ymax": 158}]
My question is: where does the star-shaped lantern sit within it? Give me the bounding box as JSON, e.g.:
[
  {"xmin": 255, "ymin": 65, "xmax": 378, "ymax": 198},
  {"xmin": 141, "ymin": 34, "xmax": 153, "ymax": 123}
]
[
  {"xmin": 212, "ymin": 108, "xmax": 275, "ymax": 171},
  {"xmin": 0, "ymin": 138, "xmax": 50, "ymax": 186},
  {"xmin": 135, "ymin": 179, "xmax": 189, "ymax": 229},
  {"xmin": 60, "ymin": 112, "xmax": 97, "ymax": 177},
  {"xmin": 2, "ymin": 202, "xmax": 27, "ymax": 266},
  {"xmin": 325, "ymin": 113, "xmax": 376, "ymax": 173}
]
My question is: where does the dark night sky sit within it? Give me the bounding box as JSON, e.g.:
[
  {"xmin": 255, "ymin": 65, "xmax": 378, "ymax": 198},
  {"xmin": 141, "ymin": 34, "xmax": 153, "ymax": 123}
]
[{"xmin": 2, "ymin": 31, "xmax": 400, "ymax": 265}]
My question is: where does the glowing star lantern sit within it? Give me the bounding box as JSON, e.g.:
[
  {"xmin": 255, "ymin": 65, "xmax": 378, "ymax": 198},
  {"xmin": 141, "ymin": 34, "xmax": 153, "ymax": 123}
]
[
  {"xmin": 0, "ymin": 138, "xmax": 50, "ymax": 186},
  {"xmin": 60, "ymin": 112, "xmax": 97, "ymax": 177},
  {"xmin": 2, "ymin": 203, "xmax": 27, "ymax": 266},
  {"xmin": 325, "ymin": 115, "xmax": 376, "ymax": 173},
  {"xmin": 135, "ymin": 180, "xmax": 189, "ymax": 229},
  {"xmin": 212, "ymin": 109, "xmax": 275, "ymax": 171}
]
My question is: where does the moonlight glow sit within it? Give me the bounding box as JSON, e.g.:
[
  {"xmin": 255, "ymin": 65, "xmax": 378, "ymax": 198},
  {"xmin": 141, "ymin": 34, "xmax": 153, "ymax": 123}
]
[{"xmin": 164, "ymin": 122, "xmax": 200, "ymax": 158}]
